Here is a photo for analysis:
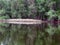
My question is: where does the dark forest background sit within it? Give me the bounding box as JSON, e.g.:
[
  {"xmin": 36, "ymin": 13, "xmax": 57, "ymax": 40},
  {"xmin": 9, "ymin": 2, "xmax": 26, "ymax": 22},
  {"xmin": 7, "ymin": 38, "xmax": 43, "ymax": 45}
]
[{"xmin": 0, "ymin": 0, "xmax": 59, "ymax": 21}]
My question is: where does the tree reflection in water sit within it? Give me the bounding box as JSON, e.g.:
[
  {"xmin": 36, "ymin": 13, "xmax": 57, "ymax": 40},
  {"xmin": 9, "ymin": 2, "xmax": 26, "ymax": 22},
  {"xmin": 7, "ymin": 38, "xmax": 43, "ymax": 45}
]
[{"xmin": 0, "ymin": 23, "xmax": 59, "ymax": 45}]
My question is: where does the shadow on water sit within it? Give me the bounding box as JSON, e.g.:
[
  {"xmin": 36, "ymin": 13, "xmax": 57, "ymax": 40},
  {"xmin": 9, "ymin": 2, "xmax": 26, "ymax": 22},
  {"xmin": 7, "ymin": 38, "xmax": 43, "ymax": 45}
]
[{"xmin": 0, "ymin": 22, "xmax": 59, "ymax": 45}]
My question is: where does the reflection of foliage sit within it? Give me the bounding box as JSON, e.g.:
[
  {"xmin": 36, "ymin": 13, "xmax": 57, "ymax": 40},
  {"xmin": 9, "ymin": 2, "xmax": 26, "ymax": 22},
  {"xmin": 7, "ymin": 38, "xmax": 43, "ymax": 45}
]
[
  {"xmin": 0, "ymin": 26, "xmax": 10, "ymax": 42},
  {"xmin": 45, "ymin": 24, "xmax": 58, "ymax": 36},
  {"xmin": 58, "ymin": 25, "xmax": 60, "ymax": 32},
  {"xmin": 0, "ymin": 24, "xmax": 59, "ymax": 45}
]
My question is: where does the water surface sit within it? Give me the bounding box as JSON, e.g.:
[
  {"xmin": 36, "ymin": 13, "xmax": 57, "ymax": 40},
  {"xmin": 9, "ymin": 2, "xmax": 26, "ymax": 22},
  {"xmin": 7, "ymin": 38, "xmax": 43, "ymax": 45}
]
[{"xmin": 0, "ymin": 23, "xmax": 59, "ymax": 45}]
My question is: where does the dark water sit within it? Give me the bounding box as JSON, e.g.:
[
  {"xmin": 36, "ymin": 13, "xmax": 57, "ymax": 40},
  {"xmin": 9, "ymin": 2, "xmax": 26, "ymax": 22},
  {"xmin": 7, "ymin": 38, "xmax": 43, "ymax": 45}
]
[{"xmin": 0, "ymin": 23, "xmax": 59, "ymax": 45}]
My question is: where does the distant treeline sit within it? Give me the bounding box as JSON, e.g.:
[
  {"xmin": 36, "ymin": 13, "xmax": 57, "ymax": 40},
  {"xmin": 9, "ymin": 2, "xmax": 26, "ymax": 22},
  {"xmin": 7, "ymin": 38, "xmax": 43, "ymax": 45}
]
[{"xmin": 0, "ymin": 0, "xmax": 59, "ymax": 21}]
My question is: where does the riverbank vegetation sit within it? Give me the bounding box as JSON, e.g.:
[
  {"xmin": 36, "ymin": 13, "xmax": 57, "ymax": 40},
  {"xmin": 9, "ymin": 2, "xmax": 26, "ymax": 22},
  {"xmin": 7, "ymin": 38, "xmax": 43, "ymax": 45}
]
[{"xmin": 0, "ymin": 0, "xmax": 58, "ymax": 20}]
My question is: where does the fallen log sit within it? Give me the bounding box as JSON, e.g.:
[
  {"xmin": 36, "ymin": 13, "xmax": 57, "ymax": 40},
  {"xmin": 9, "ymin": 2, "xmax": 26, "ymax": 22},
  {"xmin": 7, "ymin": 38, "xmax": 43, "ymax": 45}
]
[{"xmin": 0, "ymin": 19, "xmax": 42, "ymax": 24}]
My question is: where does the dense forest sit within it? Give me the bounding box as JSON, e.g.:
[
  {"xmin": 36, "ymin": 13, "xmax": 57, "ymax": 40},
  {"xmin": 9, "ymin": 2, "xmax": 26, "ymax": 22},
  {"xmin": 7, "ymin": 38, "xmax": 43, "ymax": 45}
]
[{"xmin": 0, "ymin": 0, "xmax": 59, "ymax": 20}]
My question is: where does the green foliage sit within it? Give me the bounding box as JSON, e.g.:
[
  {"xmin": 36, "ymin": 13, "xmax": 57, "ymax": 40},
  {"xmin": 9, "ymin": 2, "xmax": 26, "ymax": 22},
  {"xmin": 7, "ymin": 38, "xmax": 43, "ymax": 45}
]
[
  {"xmin": 0, "ymin": 16, "xmax": 9, "ymax": 19},
  {"xmin": 46, "ymin": 10, "xmax": 57, "ymax": 20},
  {"xmin": 0, "ymin": 9, "xmax": 5, "ymax": 14},
  {"xmin": 0, "ymin": 0, "xmax": 58, "ymax": 19},
  {"xmin": 36, "ymin": 0, "xmax": 45, "ymax": 4}
]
